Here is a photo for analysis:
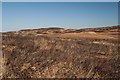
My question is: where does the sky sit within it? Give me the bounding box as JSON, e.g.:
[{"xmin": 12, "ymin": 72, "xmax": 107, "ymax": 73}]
[
  {"xmin": 2, "ymin": 2, "xmax": 118, "ymax": 32},
  {"xmin": 1, "ymin": 0, "xmax": 120, "ymax": 2},
  {"xmin": 0, "ymin": 2, "xmax": 2, "ymax": 32}
]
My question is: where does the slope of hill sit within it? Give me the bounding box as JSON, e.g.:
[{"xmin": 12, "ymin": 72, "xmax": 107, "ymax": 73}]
[{"xmin": 1, "ymin": 26, "xmax": 120, "ymax": 79}]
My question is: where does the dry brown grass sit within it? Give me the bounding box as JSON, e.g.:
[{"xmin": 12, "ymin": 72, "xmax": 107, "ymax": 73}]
[{"xmin": 2, "ymin": 26, "xmax": 120, "ymax": 78}]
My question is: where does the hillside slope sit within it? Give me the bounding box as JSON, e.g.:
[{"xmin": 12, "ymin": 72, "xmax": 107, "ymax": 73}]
[{"xmin": 2, "ymin": 26, "xmax": 120, "ymax": 78}]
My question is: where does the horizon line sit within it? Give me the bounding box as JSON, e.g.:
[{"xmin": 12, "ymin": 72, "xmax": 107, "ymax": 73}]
[{"xmin": 1, "ymin": 25, "xmax": 119, "ymax": 33}]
